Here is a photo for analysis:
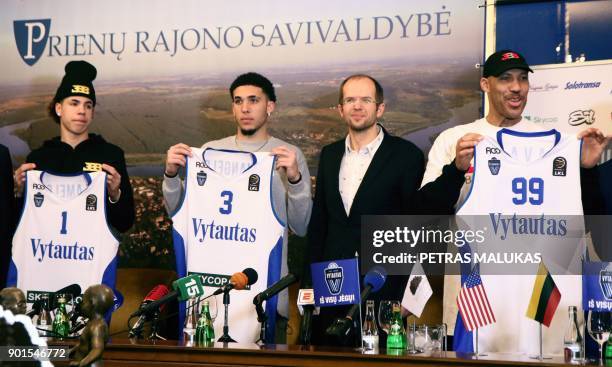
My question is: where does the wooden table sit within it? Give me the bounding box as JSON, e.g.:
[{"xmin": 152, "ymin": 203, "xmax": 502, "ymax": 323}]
[{"xmin": 52, "ymin": 338, "xmax": 602, "ymax": 367}]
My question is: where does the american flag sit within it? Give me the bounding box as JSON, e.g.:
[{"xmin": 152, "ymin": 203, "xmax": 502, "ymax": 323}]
[{"xmin": 457, "ymin": 264, "xmax": 496, "ymax": 332}]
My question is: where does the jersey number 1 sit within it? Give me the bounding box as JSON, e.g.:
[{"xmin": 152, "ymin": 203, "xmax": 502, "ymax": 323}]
[{"xmin": 60, "ymin": 211, "xmax": 68, "ymax": 234}]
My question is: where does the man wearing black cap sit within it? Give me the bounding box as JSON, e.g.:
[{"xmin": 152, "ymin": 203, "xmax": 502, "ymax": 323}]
[
  {"xmin": 13, "ymin": 60, "xmax": 134, "ymax": 232},
  {"xmin": 422, "ymin": 49, "xmax": 608, "ymax": 211},
  {"xmin": 422, "ymin": 49, "xmax": 609, "ymax": 354}
]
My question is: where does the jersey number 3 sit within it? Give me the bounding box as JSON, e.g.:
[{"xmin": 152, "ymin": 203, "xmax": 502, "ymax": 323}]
[
  {"xmin": 219, "ymin": 191, "xmax": 233, "ymax": 214},
  {"xmin": 512, "ymin": 177, "xmax": 544, "ymax": 205}
]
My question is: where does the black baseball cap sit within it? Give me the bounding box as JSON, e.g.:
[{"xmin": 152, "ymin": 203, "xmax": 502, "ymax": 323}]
[{"xmin": 482, "ymin": 50, "xmax": 533, "ymax": 78}]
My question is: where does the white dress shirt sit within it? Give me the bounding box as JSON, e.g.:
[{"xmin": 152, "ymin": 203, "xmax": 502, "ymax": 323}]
[{"xmin": 339, "ymin": 126, "xmax": 384, "ymax": 215}]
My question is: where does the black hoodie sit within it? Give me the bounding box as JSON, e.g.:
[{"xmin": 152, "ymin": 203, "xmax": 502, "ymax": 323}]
[{"xmin": 25, "ymin": 134, "xmax": 134, "ymax": 233}]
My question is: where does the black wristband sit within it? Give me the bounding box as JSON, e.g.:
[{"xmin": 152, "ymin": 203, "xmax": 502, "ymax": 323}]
[
  {"xmin": 288, "ymin": 172, "xmax": 302, "ymax": 184},
  {"xmin": 164, "ymin": 170, "xmax": 178, "ymax": 178}
]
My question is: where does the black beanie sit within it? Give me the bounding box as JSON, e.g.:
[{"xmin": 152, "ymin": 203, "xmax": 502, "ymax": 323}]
[{"xmin": 53, "ymin": 61, "xmax": 97, "ymax": 105}]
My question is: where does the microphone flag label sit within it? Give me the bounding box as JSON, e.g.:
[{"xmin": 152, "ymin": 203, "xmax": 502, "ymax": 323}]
[
  {"xmin": 583, "ymin": 261, "xmax": 612, "ymax": 311},
  {"xmin": 173, "ymin": 274, "xmax": 205, "ymax": 301},
  {"xmin": 311, "ymin": 258, "xmax": 360, "ymax": 307}
]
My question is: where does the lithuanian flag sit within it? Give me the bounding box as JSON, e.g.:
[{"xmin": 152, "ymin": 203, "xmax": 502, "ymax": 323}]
[{"xmin": 525, "ymin": 262, "xmax": 561, "ymax": 327}]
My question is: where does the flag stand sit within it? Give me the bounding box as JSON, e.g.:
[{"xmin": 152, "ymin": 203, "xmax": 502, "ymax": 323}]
[
  {"xmin": 406, "ymin": 316, "xmax": 421, "ymax": 354},
  {"xmin": 474, "ymin": 328, "xmax": 487, "ymax": 357},
  {"xmin": 529, "ymin": 323, "xmax": 552, "ymax": 360}
]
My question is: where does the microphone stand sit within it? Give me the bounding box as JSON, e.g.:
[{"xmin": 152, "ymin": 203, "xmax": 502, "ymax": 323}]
[
  {"xmin": 218, "ymin": 289, "xmax": 236, "ymax": 343},
  {"xmin": 149, "ymin": 310, "xmax": 166, "ymax": 340},
  {"xmin": 253, "ymin": 296, "xmax": 267, "ymax": 345}
]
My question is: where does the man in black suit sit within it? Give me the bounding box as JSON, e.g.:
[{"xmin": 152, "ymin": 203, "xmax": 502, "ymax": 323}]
[
  {"xmin": 0, "ymin": 144, "xmax": 15, "ymax": 288},
  {"xmin": 307, "ymin": 74, "xmax": 464, "ymax": 347}
]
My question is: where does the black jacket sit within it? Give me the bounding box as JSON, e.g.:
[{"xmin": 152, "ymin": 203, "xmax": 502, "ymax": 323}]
[
  {"xmin": 25, "ymin": 134, "xmax": 134, "ymax": 233},
  {"xmin": 0, "ymin": 144, "xmax": 15, "ymax": 287},
  {"xmin": 307, "ymin": 128, "xmax": 466, "ymax": 346}
]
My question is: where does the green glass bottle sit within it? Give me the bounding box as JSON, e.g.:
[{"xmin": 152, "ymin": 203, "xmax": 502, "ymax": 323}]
[
  {"xmin": 605, "ymin": 333, "xmax": 612, "ymax": 361},
  {"xmin": 52, "ymin": 296, "xmax": 70, "ymax": 338},
  {"xmin": 195, "ymin": 301, "xmax": 215, "ymax": 346},
  {"xmin": 386, "ymin": 303, "xmax": 406, "ymax": 350}
]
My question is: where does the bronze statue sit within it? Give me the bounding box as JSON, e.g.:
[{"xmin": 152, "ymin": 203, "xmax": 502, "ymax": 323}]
[
  {"xmin": 0, "ymin": 287, "xmax": 27, "ymax": 315},
  {"xmin": 70, "ymin": 284, "xmax": 114, "ymax": 367}
]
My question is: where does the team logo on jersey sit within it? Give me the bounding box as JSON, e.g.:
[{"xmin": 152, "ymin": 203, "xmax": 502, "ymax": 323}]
[
  {"xmin": 86, "ymin": 194, "xmax": 97, "ymax": 211},
  {"xmin": 248, "ymin": 174, "xmax": 260, "ymax": 191},
  {"xmin": 553, "ymin": 157, "xmax": 567, "ymax": 176},
  {"xmin": 600, "ymin": 268, "xmax": 612, "ymax": 300},
  {"xmin": 324, "ymin": 262, "xmax": 344, "ymax": 295},
  {"xmin": 83, "ymin": 162, "xmax": 102, "ymax": 172},
  {"xmin": 488, "ymin": 157, "xmax": 501, "ymax": 175},
  {"xmin": 196, "ymin": 171, "xmax": 207, "ymax": 186},
  {"xmin": 33, "ymin": 192, "xmax": 44, "ymax": 207}
]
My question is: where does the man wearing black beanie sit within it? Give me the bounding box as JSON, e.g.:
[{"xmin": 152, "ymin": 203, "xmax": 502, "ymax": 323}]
[{"xmin": 13, "ymin": 60, "xmax": 134, "ymax": 233}]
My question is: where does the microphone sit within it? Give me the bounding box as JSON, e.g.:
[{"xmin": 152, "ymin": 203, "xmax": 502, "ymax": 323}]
[
  {"xmin": 325, "ymin": 266, "xmax": 387, "ymax": 342},
  {"xmin": 212, "ymin": 268, "xmax": 258, "ymax": 296},
  {"xmin": 27, "ymin": 284, "xmax": 82, "ymax": 317},
  {"xmin": 297, "ymin": 289, "xmax": 319, "ymax": 345},
  {"xmin": 131, "ymin": 274, "xmax": 204, "ymax": 317},
  {"xmin": 253, "ymin": 273, "xmax": 297, "ymax": 305},
  {"xmin": 128, "ymin": 285, "xmax": 170, "ymax": 337}
]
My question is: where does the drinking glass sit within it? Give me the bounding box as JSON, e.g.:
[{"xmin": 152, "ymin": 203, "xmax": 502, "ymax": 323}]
[
  {"xmin": 377, "ymin": 300, "xmax": 399, "ymax": 335},
  {"xmin": 587, "ymin": 310, "xmax": 611, "ymax": 364}
]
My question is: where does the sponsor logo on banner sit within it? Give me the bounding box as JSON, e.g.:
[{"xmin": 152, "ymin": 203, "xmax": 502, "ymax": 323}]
[
  {"xmin": 12, "ymin": 9, "xmax": 455, "ymax": 66},
  {"xmin": 584, "ymin": 262, "xmax": 612, "ymax": 311},
  {"xmin": 86, "ymin": 194, "xmax": 97, "ymax": 211},
  {"xmin": 600, "ymin": 269, "xmax": 612, "ymax": 300},
  {"xmin": 13, "ymin": 19, "xmax": 51, "ymax": 66},
  {"xmin": 529, "ymin": 83, "xmax": 559, "ymax": 93},
  {"xmin": 568, "ymin": 109, "xmax": 595, "ymax": 126},
  {"xmin": 324, "ymin": 262, "xmax": 344, "ymax": 295},
  {"xmin": 552, "ymin": 157, "xmax": 567, "ymax": 176},
  {"xmin": 524, "ymin": 115, "xmax": 558, "ymax": 124},
  {"xmin": 488, "ymin": 157, "xmax": 500, "ymax": 175},
  {"xmin": 311, "ymin": 258, "xmax": 360, "ymax": 307},
  {"xmin": 565, "ymin": 81, "xmax": 601, "ymax": 90},
  {"xmin": 33, "ymin": 192, "xmax": 44, "ymax": 207}
]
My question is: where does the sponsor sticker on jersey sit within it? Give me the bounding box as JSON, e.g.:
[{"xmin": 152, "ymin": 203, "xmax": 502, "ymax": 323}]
[
  {"xmin": 196, "ymin": 171, "xmax": 207, "ymax": 186},
  {"xmin": 34, "ymin": 192, "xmax": 44, "ymax": 207},
  {"xmin": 86, "ymin": 194, "xmax": 97, "ymax": 211},
  {"xmin": 553, "ymin": 157, "xmax": 567, "ymax": 176},
  {"xmin": 248, "ymin": 174, "xmax": 260, "ymax": 191},
  {"xmin": 488, "ymin": 157, "xmax": 501, "ymax": 175}
]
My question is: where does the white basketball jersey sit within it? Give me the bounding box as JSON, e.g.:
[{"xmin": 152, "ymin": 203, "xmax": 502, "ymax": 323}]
[
  {"xmin": 456, "ymin": 129, "xmax": 583, "ymax": 355},
  {"xmin": 172, "ymin": 148, "xmax": 284, "ymax": 343},
  {"xmin": 8, "ymin": 170, "xmax": 119, "ymax": 308}
]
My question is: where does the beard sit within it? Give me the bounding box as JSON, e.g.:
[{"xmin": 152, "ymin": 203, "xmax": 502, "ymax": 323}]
[
  {"xmin": 348, "ymin": 118, "xmax": 377, "ymax": 132},
  {"xmin": 240, "ymin": 127, "xmax": 258, "ymax": 136}
]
